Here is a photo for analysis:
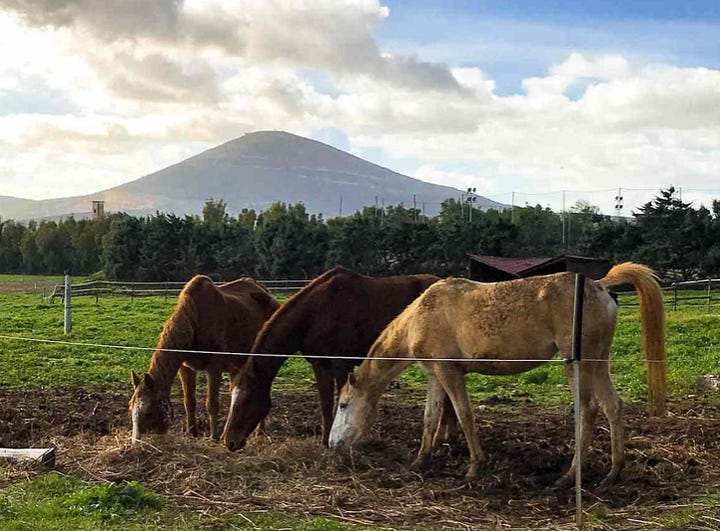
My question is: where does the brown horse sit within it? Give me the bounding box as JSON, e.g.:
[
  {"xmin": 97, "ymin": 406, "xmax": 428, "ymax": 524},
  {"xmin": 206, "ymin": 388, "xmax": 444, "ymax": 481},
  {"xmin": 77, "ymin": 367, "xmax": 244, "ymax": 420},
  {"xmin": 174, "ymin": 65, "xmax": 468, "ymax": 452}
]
[
  {"xmin": 330, "ymin": 263, "xmax": 665, "ymax": 486},
  {"xmin": 221, "ymin": 266, "xmax": 457, "ymax": 451},
  {"xmin": 129, "ymin": 275, "xmax": 279, "ymax": 441}
]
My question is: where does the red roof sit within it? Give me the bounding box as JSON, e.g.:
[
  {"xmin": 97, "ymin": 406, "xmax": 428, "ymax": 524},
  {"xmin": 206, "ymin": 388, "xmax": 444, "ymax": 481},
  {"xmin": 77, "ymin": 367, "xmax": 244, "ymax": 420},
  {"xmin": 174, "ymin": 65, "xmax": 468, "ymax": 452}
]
[{"xmin": 469, "ymin": 255, "xmax": 552, "ymax": 275}]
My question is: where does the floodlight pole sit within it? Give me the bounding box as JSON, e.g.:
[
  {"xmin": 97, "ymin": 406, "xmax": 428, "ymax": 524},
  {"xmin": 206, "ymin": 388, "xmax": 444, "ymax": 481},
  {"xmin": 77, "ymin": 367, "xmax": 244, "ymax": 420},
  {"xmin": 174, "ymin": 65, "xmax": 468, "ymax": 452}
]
[{"xmin": 570, "ymin": 273, "xmax": 585, "ymax": 528}]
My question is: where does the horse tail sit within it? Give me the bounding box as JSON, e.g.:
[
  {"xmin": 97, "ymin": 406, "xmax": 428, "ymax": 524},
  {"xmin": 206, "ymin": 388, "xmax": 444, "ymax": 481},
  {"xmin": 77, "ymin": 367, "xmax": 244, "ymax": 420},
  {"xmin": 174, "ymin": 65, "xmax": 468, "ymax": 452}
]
[{"xmin": 598, "ymin": 262, "xmax": 666, "ymax": 416}]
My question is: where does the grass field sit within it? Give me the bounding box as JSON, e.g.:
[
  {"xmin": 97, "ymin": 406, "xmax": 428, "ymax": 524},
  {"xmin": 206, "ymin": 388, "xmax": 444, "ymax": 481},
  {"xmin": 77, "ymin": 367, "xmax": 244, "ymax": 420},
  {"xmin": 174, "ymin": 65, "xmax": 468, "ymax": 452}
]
[
  {"xmin": 1, "ymin": 281, "xmax": 719, "ymax": 530},
  {"xmin": 1, "ymin": 291, "xmax": 718, "ymax": 403}
]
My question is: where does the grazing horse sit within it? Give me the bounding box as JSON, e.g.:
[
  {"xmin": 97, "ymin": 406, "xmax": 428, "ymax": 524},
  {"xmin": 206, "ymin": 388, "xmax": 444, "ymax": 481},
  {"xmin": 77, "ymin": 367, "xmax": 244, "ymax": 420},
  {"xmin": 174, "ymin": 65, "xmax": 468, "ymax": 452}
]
[
  {"xmin": 329, "ymin": 263, "xmax": 665, "ymax": 487},
  {"xmin": 221, "ymin": 266, "xmax": 458, "ymax": 451},
  {"xmin": 129, "ymin": 275, "xmax": 279, "ymax": 441}
]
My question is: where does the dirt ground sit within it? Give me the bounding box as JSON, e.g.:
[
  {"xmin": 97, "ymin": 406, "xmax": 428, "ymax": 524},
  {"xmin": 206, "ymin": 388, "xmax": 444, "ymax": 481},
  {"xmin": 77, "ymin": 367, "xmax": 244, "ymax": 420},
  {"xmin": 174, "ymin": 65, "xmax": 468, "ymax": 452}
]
[
  {"xmin": 0, "ymin": 279, "xmax": 59, "ymax": 295},
  {"xmin": 0, "ymin": 386, "xmax": 719, "ymax": 530}
]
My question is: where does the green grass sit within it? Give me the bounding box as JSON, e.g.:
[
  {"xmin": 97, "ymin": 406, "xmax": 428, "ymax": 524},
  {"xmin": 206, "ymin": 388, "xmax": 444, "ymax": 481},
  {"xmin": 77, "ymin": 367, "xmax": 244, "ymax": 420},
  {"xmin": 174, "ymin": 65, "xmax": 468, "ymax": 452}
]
[
  {"xmin": 0, "ymin": 292, "xmax": 719, "ymax": 405},
  {"xmin": 1, "ymin": 290, "xmax": 719, "ymax": 530},
  {"xmin": 0, "ymin": 274, "xmax": 85, "ymax": 284},
  {"xmin": 0, "ymin": 473, "xmax": 350, "ymax": 531}
]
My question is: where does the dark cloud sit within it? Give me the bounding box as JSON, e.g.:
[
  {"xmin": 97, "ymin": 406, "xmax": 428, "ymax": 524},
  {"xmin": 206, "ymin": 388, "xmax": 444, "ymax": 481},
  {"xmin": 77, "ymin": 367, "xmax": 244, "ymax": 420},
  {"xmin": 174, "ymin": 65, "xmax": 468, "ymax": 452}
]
[
  {"xmin": 2, "ymin": 0, "xmax": 463, "ymax": 94},
  {"xmin": 0, "ymin": 0, "xmax": 245, "ymax": 51}
]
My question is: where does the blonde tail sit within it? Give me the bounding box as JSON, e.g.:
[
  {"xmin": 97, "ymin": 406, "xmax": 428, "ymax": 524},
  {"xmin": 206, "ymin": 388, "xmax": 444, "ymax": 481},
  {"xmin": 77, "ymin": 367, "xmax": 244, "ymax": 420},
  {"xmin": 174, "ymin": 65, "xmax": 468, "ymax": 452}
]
[{"xmin": 598, "ymin": 262, "xmax": 666, "ymax": 416}]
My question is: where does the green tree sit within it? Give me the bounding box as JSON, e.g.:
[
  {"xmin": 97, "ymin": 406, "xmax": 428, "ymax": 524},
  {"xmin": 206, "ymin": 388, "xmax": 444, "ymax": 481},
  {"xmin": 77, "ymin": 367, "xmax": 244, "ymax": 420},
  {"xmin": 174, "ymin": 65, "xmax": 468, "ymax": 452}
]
[
  {"xmin": 254, "ymin": 202, "xmax": 328, "ymax": 278},
  {"xmin": 102, "ymin": 214, "xmax": 144, "ymax": 280}
]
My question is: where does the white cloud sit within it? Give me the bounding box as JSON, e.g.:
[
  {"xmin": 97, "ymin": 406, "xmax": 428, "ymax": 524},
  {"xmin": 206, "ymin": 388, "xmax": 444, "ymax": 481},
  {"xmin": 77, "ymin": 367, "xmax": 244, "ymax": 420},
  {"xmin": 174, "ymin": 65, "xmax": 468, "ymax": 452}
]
[{"xmin": 0, "ymin": 2, "xmax": 718, "ymax": 215}]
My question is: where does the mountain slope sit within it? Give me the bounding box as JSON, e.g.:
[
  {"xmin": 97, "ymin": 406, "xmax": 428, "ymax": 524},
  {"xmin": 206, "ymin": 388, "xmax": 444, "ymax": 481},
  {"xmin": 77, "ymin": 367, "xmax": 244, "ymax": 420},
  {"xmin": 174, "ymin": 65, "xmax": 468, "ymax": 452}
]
[{"xmin": 2, "ymin": 131, "xmax": 505, "ymax": 220}]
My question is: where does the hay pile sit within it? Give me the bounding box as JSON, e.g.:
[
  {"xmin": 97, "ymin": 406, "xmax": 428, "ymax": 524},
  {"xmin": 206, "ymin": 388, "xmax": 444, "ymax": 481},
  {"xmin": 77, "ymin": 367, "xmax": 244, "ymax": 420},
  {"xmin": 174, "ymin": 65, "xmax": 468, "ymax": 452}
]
[{"xmin": 1, "ymin": 387, "xmax": 719, "ymax": 529}]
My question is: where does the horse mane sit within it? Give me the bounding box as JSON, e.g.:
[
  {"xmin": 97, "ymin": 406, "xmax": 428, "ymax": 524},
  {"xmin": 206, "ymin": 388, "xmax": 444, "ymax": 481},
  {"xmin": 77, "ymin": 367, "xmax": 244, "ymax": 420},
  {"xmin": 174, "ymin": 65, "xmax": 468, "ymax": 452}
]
[
  {"xmin": 221, "ymin": 276, "xmax": 272, "ymax": 296},
  {"xmin": 149, "ymin": 275, "xmax": 206, "ymax": 372},
  {"xmin": 251, "ymin": 266, "xmax": 358, "ymax": 351}
]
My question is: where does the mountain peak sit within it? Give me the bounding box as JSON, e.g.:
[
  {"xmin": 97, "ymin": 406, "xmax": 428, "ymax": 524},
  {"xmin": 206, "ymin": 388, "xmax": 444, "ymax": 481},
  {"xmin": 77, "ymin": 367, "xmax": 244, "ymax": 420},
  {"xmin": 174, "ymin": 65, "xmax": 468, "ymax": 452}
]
[{"xmin": 1, "ymin": 131, "xmax": 505, "ymax": 221}]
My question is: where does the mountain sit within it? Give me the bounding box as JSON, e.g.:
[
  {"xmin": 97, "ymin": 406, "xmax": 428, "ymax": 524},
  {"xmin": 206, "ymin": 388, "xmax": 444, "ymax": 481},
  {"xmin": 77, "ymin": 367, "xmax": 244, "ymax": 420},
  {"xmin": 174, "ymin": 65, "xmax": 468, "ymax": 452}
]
[{"xmin": 1, "ymin": 131, "xmax": 505, "ymax": 220}]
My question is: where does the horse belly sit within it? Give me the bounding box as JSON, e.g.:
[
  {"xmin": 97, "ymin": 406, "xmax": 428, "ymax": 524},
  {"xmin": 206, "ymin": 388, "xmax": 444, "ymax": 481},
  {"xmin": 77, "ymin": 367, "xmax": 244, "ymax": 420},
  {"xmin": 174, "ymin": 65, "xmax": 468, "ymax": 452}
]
[{"xmin": 461, "ymin": 334, "xmax": 557, "ymax": 376}]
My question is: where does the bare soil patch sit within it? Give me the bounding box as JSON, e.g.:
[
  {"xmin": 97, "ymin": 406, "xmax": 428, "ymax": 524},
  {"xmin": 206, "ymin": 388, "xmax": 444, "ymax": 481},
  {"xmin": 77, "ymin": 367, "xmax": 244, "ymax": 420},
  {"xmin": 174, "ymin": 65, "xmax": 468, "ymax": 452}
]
[{"xmin": 0, "ymin": 386, "xmax": 718, "ymax": 530}]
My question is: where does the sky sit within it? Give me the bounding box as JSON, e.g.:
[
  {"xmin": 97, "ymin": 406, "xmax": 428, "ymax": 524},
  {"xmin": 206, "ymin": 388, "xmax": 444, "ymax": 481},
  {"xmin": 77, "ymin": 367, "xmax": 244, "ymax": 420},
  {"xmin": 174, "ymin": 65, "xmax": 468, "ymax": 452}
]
[{"xmin": 0, "ymin": 0, "xmax": 719, "ymax": 214}]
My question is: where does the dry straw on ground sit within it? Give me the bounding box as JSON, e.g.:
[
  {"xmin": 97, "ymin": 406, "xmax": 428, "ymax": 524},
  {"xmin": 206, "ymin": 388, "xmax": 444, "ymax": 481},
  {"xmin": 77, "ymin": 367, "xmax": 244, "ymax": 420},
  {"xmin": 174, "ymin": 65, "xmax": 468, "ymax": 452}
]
[{"xmin": 1, "ymin": 387, "xmax": 719, "ymax": 530}]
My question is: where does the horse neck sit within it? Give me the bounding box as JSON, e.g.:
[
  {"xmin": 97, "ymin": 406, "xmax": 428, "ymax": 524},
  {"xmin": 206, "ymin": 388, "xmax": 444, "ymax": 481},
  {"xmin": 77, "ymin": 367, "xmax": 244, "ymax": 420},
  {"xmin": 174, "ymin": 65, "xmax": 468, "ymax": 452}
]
[
  {"xmin": 249, "ymin": 332, "xmax": 297, "ymax": 385},
  {"xmin": 249, "ymin": 309, "xmax": 306, "ymax": 384},
  {"xmin": 355, "ymin": 336, "xmax": 413, "ymax": 401},
  {"xmin": 148, "ymin": 311, "xmax": 194, "ymax": 394},
  {"xmin": 147, "ymin": 349, "xmax": 184, "ymax": 395}
]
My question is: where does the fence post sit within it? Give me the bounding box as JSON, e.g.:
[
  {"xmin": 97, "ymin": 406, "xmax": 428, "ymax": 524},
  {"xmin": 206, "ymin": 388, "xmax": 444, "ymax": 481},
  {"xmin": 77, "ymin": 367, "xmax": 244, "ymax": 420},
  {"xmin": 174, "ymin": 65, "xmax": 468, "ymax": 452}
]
[
  {"xmin": 570, "ymin": 273, "xmax": 585, "ymax": 529},
  {"xmin": 164, "ymin": 282, "xmax": 168, "ymax": 302},
  {"xmin": 707, "ymin": 278, "xmax": 712, "ymax": 312},
  {"xmin": 63, "ymin": 275, "xmax": 72, "ymax": 334}
]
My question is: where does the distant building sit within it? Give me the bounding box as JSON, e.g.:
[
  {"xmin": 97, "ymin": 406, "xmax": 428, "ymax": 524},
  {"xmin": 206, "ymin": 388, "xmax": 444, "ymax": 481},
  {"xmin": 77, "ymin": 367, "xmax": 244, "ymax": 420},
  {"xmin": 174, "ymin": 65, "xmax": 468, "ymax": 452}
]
[
  {"xmin": 92, "ymin": 200, "xmax": 105, "ymax": 219},
  {"xmin": 469, "ymin": 254, "xmax": 611, "ymax": 282}
]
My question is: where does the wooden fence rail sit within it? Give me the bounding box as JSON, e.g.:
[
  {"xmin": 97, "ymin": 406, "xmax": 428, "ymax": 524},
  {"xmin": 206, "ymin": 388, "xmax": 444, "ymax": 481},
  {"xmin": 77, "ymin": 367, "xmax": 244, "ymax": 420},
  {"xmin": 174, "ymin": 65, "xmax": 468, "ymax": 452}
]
[
  {"xmin": 49, "ymin": 279, "xmax": 312, "ymax": 301},
  {"xmin": 48, "ymin": 277, "xmax": 720, "ymax": 310}
]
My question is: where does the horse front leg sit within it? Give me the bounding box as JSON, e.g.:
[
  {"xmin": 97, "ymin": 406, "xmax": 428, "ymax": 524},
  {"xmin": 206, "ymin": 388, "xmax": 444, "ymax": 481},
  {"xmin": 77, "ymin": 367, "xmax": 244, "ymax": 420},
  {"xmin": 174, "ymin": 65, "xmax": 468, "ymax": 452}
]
[
  {"xmin": 206, "ymin": 369, "xmax": 222, "ymax": 441},
  {"xmin": 179, "ymin": 365, "xmax": 198, "ymax": 436},
  {"xmin": 434, "ymin": 366, "xmax": 486, "ymax": 480},
  {"xmin": 311, "ymin": 361, "xmax": 335, "ymax": 447}
]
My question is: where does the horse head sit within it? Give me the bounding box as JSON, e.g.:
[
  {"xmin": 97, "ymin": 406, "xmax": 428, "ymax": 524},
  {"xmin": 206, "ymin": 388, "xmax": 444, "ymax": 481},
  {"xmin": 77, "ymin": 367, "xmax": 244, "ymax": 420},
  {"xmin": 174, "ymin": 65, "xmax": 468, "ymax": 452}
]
[
  {"xmin": 129, "ymin": 370, "xmax": 173, "ymax": 440},
  {"xmin": 329, "ymin": 371, "xmax": 377, "ymax": 450},
  {"xmin": 222, "ymin": 370, "xmax": 271, "ymax": 451}
]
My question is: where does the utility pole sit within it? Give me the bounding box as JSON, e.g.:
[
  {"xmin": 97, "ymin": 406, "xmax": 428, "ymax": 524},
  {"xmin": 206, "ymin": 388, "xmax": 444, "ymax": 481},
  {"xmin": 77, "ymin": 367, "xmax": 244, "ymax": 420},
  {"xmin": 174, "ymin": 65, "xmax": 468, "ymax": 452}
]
[
  {"xmin": 562, "ymin": 190, "xmax": 566, "ymax": 248},
  {"xmin": 413, "ymin": 194, "xmax": 417, "ymax": 222},
  {"xmin": 339, "ymin": 195, "xmax": 343, "ymax": 217},
  {"xmin": 511, "ymin": 191, "xmax": 515, "ymax": 223}
]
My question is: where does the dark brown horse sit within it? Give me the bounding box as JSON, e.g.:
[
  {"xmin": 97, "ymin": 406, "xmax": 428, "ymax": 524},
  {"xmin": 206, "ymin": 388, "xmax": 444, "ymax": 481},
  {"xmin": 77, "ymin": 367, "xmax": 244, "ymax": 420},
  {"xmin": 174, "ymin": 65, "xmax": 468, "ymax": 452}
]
[
  {"xmin": 129, "ymin": 275, "xmax": 279, "ymax": 441},
  {"xmin": 221, "ymin": 266, "xmax": 456, "ymax": 451}
]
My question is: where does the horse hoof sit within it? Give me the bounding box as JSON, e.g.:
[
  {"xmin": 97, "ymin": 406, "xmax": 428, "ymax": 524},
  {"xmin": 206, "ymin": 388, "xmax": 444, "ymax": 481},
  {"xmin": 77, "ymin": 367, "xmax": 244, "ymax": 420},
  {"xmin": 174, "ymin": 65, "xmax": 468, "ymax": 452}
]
[
  {"xmin": 597, "ymin": 473, "xmax": 619, "ymax": 491},
  {"xmin": 554, "ymin": 475, "xmax": 574, "ymax": 489},
  {"xmin": 464, "ymin": 466, "xmax": 479, "ymax": 482},
  {"xmin": 410, "ymin": 457, "xmax": 428, "ymax": 472}
]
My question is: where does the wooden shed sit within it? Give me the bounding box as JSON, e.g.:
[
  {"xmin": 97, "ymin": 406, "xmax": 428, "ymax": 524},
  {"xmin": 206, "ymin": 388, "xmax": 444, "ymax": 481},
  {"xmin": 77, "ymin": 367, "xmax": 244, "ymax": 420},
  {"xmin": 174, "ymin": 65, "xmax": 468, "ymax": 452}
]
[{"xmin": 469, "ymin": 254, "xmax": 611, "ymax": 282}]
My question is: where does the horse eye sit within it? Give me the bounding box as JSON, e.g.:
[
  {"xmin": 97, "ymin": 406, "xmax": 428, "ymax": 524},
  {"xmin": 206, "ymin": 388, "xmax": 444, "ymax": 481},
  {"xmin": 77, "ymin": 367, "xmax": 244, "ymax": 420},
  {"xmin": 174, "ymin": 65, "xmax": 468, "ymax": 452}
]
[{"xmin": 339, "ymin": 402, "xmax": 348, "ymax": 410}]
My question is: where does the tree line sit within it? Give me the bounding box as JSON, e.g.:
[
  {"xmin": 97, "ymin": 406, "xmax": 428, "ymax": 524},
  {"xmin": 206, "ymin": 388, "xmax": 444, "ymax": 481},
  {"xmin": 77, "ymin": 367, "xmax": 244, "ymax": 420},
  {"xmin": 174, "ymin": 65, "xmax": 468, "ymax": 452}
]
[{"xmin": 1, "ymin": 188, "xmax": 718, "ymax": 281}]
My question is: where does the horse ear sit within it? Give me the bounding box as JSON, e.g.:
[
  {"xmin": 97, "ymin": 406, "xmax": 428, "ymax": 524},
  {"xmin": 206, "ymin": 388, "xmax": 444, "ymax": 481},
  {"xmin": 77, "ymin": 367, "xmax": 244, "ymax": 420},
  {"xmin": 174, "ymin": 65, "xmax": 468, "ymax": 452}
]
[
  {"xmin": 143, "ymin": 373, "xmax": 155, "ymax": 390},
  {"xmin": 131, "ymin": 370, "xmax": 141, "ymax": 387},
  {"xmin": 348, "ymin": 371, "xmax": 357, "ymax": 387}
]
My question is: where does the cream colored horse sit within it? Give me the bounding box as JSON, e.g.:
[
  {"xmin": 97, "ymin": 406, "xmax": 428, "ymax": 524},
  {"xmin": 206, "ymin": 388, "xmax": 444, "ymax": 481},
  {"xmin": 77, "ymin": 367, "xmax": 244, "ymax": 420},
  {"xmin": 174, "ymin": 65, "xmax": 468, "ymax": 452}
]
[{"xmin": 329, "ymin": 263, "xmax": 665, "ymax": 486}]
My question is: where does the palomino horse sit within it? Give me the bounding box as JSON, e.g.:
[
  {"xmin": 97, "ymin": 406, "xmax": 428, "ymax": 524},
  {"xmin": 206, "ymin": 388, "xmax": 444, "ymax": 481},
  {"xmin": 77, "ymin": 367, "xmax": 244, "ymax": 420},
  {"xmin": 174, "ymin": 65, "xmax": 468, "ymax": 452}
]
[
  {"xmin": 329, "ymin": 263, "xmax": 665, "ymax": 486},
  {"xmin": 129, "ymin": 275, "xmax": 279, "ymax": 440},
  {"xmin": 221, "ymin": 266, "xmax": 459, "ymax": 451}
]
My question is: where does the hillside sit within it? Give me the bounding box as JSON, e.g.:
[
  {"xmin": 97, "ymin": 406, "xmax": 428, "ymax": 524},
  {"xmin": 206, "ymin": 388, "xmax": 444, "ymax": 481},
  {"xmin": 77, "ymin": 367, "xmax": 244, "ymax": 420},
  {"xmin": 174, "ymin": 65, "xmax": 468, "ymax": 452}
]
[{"xmin": 1, "ymin": 131, "xmax": 504, "ymax": 220}]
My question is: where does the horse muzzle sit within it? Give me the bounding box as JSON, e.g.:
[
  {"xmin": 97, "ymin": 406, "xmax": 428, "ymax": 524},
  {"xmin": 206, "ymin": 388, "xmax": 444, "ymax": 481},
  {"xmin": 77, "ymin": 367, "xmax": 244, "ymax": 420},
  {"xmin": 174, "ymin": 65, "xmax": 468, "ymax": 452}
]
[{"xmin": 225, "ymin": 436, "xmax": 247, "ymax": 452}]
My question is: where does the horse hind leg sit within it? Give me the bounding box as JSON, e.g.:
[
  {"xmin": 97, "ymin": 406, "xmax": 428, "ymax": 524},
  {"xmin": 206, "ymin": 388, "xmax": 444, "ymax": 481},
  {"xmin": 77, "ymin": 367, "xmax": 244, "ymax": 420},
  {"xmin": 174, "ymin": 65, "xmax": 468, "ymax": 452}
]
[
  {"xmin": 556, "ymin": 361, "xmax": 600, "ymax": 488},
  {"xmin": 412, "ymin": 372, "xmax": 446, "ymax": 471},
  {"xmin": 592, "ymin": 361, "xmax": 625, "ymax": 487},
  {"xmin": 179, "ymin": 365, "xmax": 198, "ymax": 436},
  {"xmin": 433, "ymin": 365, "xmax": 486, "ymax": 480},
  {"xmin": 433, "ymin": 393, "xmax": 460, "ymax": 447},
  {"xmin": 206, "ymin": 369, "xmax": 222, "ymax": 441}
]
